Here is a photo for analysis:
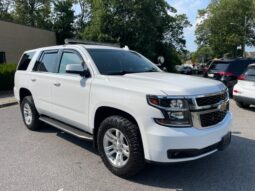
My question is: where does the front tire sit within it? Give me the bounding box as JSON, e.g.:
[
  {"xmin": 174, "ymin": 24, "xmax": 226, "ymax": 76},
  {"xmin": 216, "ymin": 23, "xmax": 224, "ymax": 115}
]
[
  {"xmin": 97, "ymin": 116, "xmax": 145, "ymax": 178},
  {"xmin": 21, "ymin": 96, "xmax": 41, "ymax": 131}
]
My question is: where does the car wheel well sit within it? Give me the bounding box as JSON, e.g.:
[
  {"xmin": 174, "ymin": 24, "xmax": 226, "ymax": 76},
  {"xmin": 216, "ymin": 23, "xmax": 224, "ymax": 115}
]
[
  {"xmin": 20, "ymin": 88, "xmax": 32, "ymax": 102},
  {"xmin": 93, "ymin": 107, "xmax": 139, "ymax": 148}
]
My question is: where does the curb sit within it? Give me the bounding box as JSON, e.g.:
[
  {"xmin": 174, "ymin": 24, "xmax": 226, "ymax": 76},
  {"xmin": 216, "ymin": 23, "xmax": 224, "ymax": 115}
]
[{"xmin": 0, "ymin": 101, "xmax": 18, "ymax": 108}]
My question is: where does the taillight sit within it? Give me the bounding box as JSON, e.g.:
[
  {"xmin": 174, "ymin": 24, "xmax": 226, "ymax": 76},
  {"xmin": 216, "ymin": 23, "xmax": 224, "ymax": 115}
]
[
  {"xmin": 216, "ymin": 71, "xmax": 234, "ymax": 77},
  {"xmin": 238, "ymin": 74, "xmax": 245, "ymax": 80}
]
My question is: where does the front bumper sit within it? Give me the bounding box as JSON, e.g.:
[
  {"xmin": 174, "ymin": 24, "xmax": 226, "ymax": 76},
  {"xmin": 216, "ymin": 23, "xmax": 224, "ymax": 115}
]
[
  {"xmin": 142, "ymin": 112, "xmax": 232, "ymax": 163},
  {"xmin": 167, "ymin": 132, "xmax": 231, "ymax": 159},
  {"xmin": 234, "ymin": 95, "xmax": 255, "ymax": 105}
]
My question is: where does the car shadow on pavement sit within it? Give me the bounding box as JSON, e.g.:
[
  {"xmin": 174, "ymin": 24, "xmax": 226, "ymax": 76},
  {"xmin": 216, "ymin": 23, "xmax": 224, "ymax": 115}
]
[
  {"xmin": 245, "ymin": 106, "xmax": 255, "ymax": 112},
  {"xmin": 129, "ymin": 135, "xmax": 255, "ymax": 191},
  {"xmin": 56, "ymin": 132, "xmax": 97, "ymax": 154},
  {"xmin": 38, "ymin": 123, "xmax": 97, "ymax": 154},
  {"xmin": 37, "ymin": 123, "xmax": 61, "ymax": 133}
]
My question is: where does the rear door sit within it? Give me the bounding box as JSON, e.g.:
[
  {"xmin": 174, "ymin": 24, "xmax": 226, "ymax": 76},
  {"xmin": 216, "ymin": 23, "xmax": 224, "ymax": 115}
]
[
  {"xmin": 239, "ymin": 66, "xmax": 255, "ymax": 91},
  {"xmin": 30, "ymin": 50, "xmax": 59, "ymax": 114}
]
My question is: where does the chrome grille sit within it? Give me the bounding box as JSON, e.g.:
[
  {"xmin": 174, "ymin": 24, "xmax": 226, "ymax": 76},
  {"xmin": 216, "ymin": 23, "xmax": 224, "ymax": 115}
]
[
  {"xmin": 190, "ymin": 89, "xmax": 229, "ymax": 128},
  {"xmin": 200, "ymin": 110, "xmax": 228, "ymax": 127},
  {"xmin": 196, "ymin": 91, "xmax": 228, "ymax": 106}
]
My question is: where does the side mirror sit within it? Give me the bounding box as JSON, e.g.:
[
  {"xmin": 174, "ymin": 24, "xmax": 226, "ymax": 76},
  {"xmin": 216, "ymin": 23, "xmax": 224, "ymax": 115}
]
[
  {"xmin": 66, "ymin": 64, "xmax": 91, "ymax": 78},
  {"xmin": 158, "ymin": 56, "xmax": 165, "ymax": 64}
]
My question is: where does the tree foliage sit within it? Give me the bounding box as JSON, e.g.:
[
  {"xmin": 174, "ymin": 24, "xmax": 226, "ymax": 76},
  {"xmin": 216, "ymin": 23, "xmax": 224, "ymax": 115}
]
[
  {"xmin": 0, "ymin": 0, "xmax": 13, "ymax": 21},
  {"xmin": 1, "ymin": 0, "xmax": 190, "ymax": 71},
  {"xmin": 196, "ymin": 0, "xmax": 255, "ymax": 57},
  {"xmin": 14, "ymin": 0, "xmax": 52, "ymax": 29},
  {"xmin": 194, "ymin": 46, "xmax": 214, "ymax": 63},
  {"xmin": 82, "ymin": 0, "xmax": 190, "ymax": 71},
  {"xmin": 53, "ymin": 0, "xmax": 76, "ymax": 44},
  {"xmin": 74, "ymin": 0, "xmax": 91, "ymax": 37}
]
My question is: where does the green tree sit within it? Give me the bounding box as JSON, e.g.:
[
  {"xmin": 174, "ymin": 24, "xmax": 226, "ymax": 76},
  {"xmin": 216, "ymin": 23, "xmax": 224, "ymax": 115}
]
[
  {"xmin": 196, "ymin": 0, "xmax": 255, "ymax": 57},
  {"xmin": 195, "ymin": 46, "xmax": 214, "ymax": 63},
  {"xmin": 82, "ymin": 0, "xmax": 190, "ymax": 71},
  {"xmin": 14, "ymin": 0, "xmax": 52, "ymax": 29},
  {"xmin": 75, "ymin": 0, "xmax": 91, "ymax": 38},
  {"xmin": 0, "ymin": 0, "xmax": 13, "ymax": 21},
  {"xmin": 53, "ymin": 0, "xmax": 75, "ymax": 44}
]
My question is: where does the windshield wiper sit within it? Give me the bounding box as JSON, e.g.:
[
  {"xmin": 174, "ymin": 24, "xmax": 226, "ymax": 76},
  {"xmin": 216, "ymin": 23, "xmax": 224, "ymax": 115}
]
[
  {"xmin": 143, "ymin": 68, "xmax": 159, "ymax": 73},
  {"xmin": 106, "ymin": 68, "xmax": 159, "ymax": 75},
  {"xmin": 106, "ymin": 71, "xmax": 137, "ymax": 75}
]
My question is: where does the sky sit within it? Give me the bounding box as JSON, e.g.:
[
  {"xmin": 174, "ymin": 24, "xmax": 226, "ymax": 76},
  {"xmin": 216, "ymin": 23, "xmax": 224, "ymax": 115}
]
[{"xmin": 167, "ymin": 0, "xmax": 210, "ymax": 52}]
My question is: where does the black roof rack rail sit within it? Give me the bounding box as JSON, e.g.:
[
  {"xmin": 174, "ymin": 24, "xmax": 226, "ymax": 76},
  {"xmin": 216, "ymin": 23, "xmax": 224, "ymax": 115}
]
[{"xmin": 64, "ymin": 39, "xmax": 121, "ymax": 48}]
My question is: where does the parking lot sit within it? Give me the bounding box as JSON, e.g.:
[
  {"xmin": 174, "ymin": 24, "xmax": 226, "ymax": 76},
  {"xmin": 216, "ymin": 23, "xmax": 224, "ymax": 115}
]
[{"xmin": 0, "ymin": 100, "xmax": 254, "ymax": 191}]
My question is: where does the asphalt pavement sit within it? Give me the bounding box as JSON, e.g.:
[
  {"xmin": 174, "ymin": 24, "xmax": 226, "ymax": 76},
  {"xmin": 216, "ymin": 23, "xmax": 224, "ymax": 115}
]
[{"xmin": 0, "ymin": 100, "xmax": 254, "ymax": 191}]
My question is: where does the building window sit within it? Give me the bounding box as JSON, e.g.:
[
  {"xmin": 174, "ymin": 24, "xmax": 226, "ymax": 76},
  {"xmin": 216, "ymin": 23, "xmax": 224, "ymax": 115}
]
[{"xmin": 0, "ymin": 52, "xmax": 6, "ymax": 64}]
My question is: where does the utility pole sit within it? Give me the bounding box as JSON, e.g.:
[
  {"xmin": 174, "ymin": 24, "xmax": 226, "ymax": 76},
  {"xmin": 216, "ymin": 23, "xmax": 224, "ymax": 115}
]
[{"xmin": 243, "ymin": 16, "xmax": 247, "ymax": 58}]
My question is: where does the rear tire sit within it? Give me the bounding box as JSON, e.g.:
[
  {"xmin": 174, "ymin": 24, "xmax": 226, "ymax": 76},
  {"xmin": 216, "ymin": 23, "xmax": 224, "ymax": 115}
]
[
  {"xmin": 236, "ymin": 101, "xmax": 250, "ymax": 109},
  {"xmin": 97, "ymin": 116, "xmax": 145, "ymax": 178},
  {"xmin": 20, "ymin": 96, "xmax": 41, "ymax": 131}
]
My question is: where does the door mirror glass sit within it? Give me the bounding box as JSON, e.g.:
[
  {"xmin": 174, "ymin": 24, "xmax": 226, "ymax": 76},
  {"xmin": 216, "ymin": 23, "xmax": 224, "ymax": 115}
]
[
  {"xmin": 66, "ymin": 64, "xmax": 90, "ymax": 77},
  {"xmin": 158, "ymin": 56, "xmax": 165, "ymax": 64}
]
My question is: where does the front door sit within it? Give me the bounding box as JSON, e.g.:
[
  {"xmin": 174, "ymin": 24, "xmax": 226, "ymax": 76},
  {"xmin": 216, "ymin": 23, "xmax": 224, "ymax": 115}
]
[{"xmin": 50, "ymin": 49, "xmax": 92, "ymax": 132}]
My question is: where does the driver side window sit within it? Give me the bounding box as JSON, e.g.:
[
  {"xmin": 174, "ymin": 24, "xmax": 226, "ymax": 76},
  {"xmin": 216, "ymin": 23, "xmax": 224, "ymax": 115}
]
[{"xmin": 59, "ymin": 51, "xmax": 84, "ymax": 74}]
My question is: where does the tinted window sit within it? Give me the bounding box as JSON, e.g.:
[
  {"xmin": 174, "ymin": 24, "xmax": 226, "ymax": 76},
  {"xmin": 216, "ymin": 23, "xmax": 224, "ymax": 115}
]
[
  {"xmin": 35, "ymin": 51, "xmax": 58, "ymax": 73},
  {"xmin": 87, "ymin": 49, "xmax": 159, "ymax": 75},
  {"xmin": 59, "ymin": 52, "xmax": 84, "ymax": 74},
  {"xmin": 245, "ymin": 66, "xmax": 255, "ymax": 81},
  {"xmin": 17, "ymin": 52, "xmax": 35, "ymax": 70},
  {"xmin": 209, "ymin": 62, "xmax": 229, "ymax": 73},
  {"xmin": 228, "ymin": 60, "xmax": 253, "ymax": 75}
]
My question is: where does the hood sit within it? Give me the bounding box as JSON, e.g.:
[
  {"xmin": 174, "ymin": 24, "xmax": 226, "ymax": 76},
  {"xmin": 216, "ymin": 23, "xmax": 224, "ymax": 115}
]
[{"xmin": 108, "ymin": 72, "xmax": 226, "ymax": 96}]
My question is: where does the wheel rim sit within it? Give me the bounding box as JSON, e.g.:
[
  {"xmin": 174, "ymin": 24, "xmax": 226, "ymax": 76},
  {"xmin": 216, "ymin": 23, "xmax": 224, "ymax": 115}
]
[
  {"xmin": 103, "ymin": 128, "xmax": 130, "ymax": 168},
  {"xmin": 23, "ymin": 103, "xmax": 32, "ymax": 125}
]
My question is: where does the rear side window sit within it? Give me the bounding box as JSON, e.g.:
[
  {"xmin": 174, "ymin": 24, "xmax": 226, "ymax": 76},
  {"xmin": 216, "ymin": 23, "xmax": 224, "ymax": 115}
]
[
  {"xmin": 17, "ymin": 52, "xmax": 35, "ymax": 70},
  {"xmin": 245, "ymin": 66, "xmax": 255, "ymax": 81},
  {"xmin": 209, "ymin": 62, "xmax": 229, "ymax": 73},
  {"xmin": 34, "ymin": 51, "xmax": 58, "ymax": 73},
  {"xmin": 228, "ymin": 61, "xmax": 253, "ymax": 75}
]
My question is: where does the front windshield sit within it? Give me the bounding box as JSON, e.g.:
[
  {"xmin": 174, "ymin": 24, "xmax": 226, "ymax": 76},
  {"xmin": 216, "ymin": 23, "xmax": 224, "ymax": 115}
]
[{"xmin": 86, "ymin": 48, "xmax": 160, "ymax": 75}]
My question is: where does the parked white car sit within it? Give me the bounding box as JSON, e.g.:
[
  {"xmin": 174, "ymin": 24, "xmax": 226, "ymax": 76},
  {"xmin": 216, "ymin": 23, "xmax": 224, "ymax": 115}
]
[
  {"xmin": 14, "ymin": 40, "xmax": 232, "ymax": 177},
  {"xmin": 233, "ymin": 64, "xmax": 255, "ymax": 108}
]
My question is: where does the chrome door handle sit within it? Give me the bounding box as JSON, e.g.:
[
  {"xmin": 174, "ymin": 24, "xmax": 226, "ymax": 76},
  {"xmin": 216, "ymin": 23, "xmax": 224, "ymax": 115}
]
[
  {"xmin": 53, "ymin": 82, "xmax": 61, "ymax": 87},
  {"xmin": 31, "ymin": 79, "xmax": 36, "ymax": 82}
]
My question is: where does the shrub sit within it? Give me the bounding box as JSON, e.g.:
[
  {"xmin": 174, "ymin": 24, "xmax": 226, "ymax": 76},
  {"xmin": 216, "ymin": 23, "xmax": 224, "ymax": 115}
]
[{"xmin": 0, "ymin": 64, "xmax": 17, "ymax": 91}]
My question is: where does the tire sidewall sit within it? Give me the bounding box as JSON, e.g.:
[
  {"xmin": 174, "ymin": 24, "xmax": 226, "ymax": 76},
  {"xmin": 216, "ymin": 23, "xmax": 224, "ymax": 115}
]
[
  {"xmin": 97, "ymin": 116, "xmax": 144, "ymax": 177},
  {"xmin": 21, "ymin": 96, "xmax": 39, "ymax": 130}
]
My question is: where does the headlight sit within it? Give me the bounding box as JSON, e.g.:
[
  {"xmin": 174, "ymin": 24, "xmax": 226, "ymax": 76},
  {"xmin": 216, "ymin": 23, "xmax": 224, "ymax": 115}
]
[{"xmin": 147, "ymin": 95, "xmax": 192, "ymax": 127}]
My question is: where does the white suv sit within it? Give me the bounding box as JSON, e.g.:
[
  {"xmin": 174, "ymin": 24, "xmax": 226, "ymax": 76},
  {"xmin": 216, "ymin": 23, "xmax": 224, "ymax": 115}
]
[
  {"xmin": 14, "ymin": 40, "xmax": 232, "ymax": 177},
  {"xmin": 233, "ymin": 64, "xmax": 255, "ymax": 108}
]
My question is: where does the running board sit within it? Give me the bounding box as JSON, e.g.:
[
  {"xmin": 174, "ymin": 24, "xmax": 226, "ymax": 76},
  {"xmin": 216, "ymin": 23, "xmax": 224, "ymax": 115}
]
[{"xmin": 39, "ymin": 116, "xmax": 93, "ymax": 141}]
